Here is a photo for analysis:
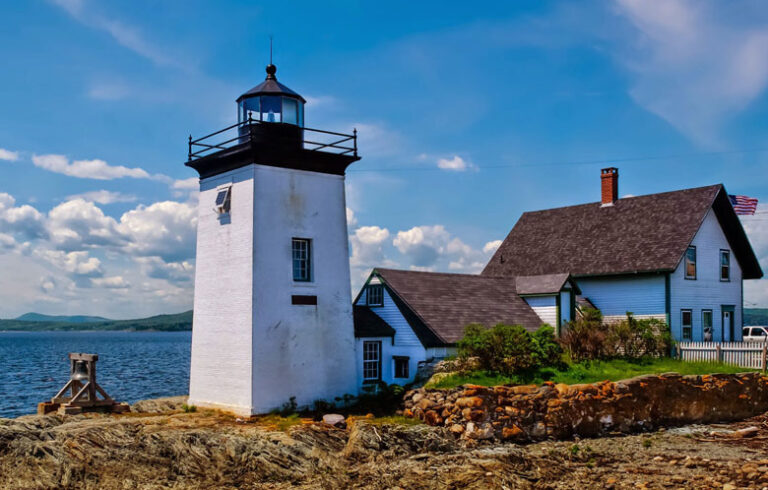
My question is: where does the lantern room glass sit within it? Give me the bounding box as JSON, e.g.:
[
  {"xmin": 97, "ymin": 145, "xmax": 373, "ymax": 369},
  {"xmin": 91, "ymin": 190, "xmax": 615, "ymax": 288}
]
[{"xmin": 238, "ymin": 96, "xmax": 304, "ymax": 127}]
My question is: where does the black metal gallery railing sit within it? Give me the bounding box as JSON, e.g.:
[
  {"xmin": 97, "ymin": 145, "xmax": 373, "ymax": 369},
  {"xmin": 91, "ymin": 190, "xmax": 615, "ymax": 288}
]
[{"xmin": 188, "ymin": 114, "xmax": 357, "ymax": 161}]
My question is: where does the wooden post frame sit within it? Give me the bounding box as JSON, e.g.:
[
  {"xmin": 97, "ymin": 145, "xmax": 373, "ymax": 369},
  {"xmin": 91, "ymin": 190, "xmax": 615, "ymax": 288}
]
[{"xmin": 38, "ymin": 352, "xmax": 129, "ymax": 416}]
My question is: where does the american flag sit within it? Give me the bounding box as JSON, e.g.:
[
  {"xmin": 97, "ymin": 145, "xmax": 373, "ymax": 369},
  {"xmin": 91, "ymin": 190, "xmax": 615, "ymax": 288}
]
[{"xmin": 729, "ymin": 194, "xmax": 759, "ymax": 215}]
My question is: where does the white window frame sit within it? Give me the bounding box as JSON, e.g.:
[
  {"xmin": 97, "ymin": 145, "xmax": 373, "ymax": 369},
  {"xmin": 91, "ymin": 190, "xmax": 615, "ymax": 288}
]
[
  {"xmin": 367, "ymin": 284, "xmax": 384, "ymax": 307},
  {"xmin": 702, "ymin": 310, "xmax": 713, "ymax": 341},
  {"xmin": 362, "ymin": 341, "xmax": 381, "ymax": 382},
  {"xmin": 292, "ymin": 238, "xmax": 312, "ymax": 282},
  {"xmin": 681, "ymin": 309, "xmax": 693, "ymax": 340},
  {"xmin": 684, "ymin": 246, "xmax": 696, "ymax": 280},
  {"xmin": 720, "ymin": 249, "xmax": 730, "ymax": 282}
]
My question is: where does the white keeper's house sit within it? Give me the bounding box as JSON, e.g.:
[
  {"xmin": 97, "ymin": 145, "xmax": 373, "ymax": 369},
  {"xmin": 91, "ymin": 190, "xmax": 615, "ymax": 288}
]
[{"xmin": 352, "ymin": 168, "xmax": 763, "ymax": 388}]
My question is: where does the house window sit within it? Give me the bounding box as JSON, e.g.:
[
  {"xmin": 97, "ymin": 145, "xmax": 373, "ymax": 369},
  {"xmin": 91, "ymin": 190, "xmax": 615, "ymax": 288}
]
[
  {"xmin": 367, "ymin": 284, "xmax": 383, "ymax": 306},
  {"xmin": 685, "ymin": 246, "xmax": 696, "ymax": 279},
  {"xmin": 292, "ymin": 238, "xmax": 311, "ymax": 282},
  {"xmin": 702, "ymin": 310, "xmax": 713, "ymax": 341},
  {"xmin": 214, "ymin": 186, "xmax": 231, "ymax": 214},
  {"xmin": 362, "ymin": 341, "xmax": 381, "ymax": 381},
  {"xmin": 394, "ymin": 356, "xmax": 409, "ymax": 379},
  {"xmin": 681, "ymin": 309, "xmax": 692, "ymax": 340},
  {"xmin": 720, "ymin": 250, "xmax": 730, "ymax": 281}
]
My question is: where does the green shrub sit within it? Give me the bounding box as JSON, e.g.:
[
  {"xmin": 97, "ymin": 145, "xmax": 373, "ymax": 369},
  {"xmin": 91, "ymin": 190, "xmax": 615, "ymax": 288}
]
[
  {"xmin": 559, "ymin": 308, "xmax": 611, "ymax": 362},
  {"xmin": 560, "ymin": 309, "xmax": 673, "ymax": 362},
  {"xmin": 458, "ymin": 323, "xmax": 562, "ymax": 375},
  {"xmin": 181, "ymin": 404, "xmax": 197, "ymax": 413},
  {"xmin": 531, "ymin": 325, "xmax": 564, "ymax": 368},
  {"xmin": 610, "ymin": 312, "xmax": 673, "ymax": 358}
]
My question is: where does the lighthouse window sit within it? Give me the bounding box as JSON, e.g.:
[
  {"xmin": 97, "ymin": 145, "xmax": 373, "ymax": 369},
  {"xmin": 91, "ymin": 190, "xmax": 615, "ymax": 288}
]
[
  {"xmin": 292, "ymin": 238, "xmax": 312, "ymax": 282},
  {"xmin": 242, "ymin": 97, "xmax": 260, "ymax": 121},
  {"xmin": 261, "ymin": 96, "xmax": 282, "ymax": 123},
  {"xmin": 283, "ymin": 98, "xmax": 298, "ymax": 125}
]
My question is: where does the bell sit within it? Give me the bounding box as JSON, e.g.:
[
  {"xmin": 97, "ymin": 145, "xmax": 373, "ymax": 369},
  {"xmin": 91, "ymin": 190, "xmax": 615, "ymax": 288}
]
[{"xmin": 71, "ymin": 360, "xmax": 89, "ymax": 381}]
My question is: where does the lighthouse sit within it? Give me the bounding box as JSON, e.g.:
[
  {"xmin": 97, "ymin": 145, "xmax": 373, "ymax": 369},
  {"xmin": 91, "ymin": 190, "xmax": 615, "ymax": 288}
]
[{"xmin": 185, "ymin": 64, "xmax": 360, "ymax": 416}]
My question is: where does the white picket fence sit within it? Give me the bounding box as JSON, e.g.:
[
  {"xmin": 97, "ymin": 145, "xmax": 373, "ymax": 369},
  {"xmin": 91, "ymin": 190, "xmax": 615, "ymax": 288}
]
[{"xmin": 676, "ymin": 341, "xmax": 768, "ymax": 370}]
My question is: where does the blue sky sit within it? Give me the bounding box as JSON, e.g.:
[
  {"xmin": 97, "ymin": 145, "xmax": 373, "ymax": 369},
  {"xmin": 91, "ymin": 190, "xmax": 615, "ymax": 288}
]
[{"xmin": 0, "ymin": 0, "xmax": 767, "ymax": 318}]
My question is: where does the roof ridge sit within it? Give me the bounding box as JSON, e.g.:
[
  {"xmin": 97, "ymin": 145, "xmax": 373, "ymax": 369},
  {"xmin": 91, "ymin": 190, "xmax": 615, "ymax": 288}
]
[
  {"xmin": 375, "ymin": 267, "xmax": 513, "ymax": 280},
  {"xmin": 521, "ymin": 184, "xmax": 722, "ymax": 216}
]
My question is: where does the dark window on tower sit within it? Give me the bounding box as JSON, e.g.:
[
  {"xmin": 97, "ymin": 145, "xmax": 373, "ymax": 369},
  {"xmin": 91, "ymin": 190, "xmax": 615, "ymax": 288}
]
[
  {"xmin": 685, "ymin": 246, "xmax": 697, "ymax": 279},
  {"xmin": 394, "ymin": 356, "xmax": 409, "ymax": 379},
  {"xmin": 292, "ymin": 238, "xmax": 312, "ymax": 282},
  {"xmin": 720, "ymin": 250, "xmax": 730, "ymax": 281},
  {"xmin": 367, "ymin": 284, "xmax": 383, "ymax": 306}
]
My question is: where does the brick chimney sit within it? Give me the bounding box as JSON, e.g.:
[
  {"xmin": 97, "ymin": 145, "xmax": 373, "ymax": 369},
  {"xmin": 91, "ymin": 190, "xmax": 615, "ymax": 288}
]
[{"xmin": 601, "ymin": 167, "xmax": 618, "ymax": 206}]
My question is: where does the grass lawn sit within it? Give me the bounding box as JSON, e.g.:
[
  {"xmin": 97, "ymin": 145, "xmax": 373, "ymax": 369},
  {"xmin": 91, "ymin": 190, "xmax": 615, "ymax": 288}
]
[{"xmin": 425, "ymin": 357, "xmax": 757, "ymax": 390}]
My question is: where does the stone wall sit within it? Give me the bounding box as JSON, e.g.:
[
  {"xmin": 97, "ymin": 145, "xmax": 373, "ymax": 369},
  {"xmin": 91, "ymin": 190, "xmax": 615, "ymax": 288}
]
[{"xmin": 402, "ymin": 372, "xmax": 768, "ymax": 441}]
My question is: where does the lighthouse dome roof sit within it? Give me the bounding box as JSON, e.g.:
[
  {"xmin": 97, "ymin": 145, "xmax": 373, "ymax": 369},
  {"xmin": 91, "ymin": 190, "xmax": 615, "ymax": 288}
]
[{"xmin": 237, "ymin": 64, "xmax": 306, "ymax": 103}]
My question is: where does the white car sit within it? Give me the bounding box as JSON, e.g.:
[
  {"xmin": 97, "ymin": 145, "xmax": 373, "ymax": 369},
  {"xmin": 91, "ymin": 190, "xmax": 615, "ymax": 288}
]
[{"xmin": 743, "ymin": 326, "xmax": 768, "ymax": 342}]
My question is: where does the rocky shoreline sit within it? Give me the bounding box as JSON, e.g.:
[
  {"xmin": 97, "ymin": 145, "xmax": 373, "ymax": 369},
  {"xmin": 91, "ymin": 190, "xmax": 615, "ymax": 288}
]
[
  {"xmin": 3, "ymin": 388, "xmax": 768, "ymax": 488},
  {"xmin": 402, "ymin": 372, "xmax": 768, "ymax": 442}
]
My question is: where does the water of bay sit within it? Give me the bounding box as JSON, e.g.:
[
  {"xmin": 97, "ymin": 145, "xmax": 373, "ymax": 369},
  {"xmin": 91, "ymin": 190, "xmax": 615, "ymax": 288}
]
[{"xmin": 0, "ymin": 331, "xmax": 191, "ymax": 418}]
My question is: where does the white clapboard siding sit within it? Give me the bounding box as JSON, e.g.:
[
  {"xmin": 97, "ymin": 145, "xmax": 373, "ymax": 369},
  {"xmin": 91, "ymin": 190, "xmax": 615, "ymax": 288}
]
[
  {"xmin": 356, "ymin": 287, "xmax": 423, "ymax": 347},
  {"xmin": 669, "ymin": 209, "xmax": 743, "ymax": 342},
  {"xmin": 577, "ymin": 274, "xmax": 666, "ymax": 320},
  {"xmin": 677, "ymin": 341, "xmax": 767, "ymax": 370},
  {"xmin": 523, "ymin": 296, "xmax": 557, "ymax": 326}
]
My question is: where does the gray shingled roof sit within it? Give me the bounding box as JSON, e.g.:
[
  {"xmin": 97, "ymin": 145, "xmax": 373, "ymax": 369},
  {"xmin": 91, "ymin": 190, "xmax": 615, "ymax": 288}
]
[
  {"xmin": 515, "ymin": 273, "xmax": 577, "ymax": 295},
  {"xmin": 375, "ymin": 268, "xmax": 545, "ymax": 346},
  {"xmin": 483, "ymin": 184, "xmax": 763, "ymax": 280}
]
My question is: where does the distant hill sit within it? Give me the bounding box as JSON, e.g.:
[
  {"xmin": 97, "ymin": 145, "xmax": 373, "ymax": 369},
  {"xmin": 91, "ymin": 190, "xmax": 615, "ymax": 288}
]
[
  {"xmin": 0, "ymin": 311, "xmax": 192, "ymax": 332},
  {"xmin": 745, "ymin": 308, "xmax": 768, "ymax": 326},
  {"xmin": 15, "ymin": 313, "xmax": 110, "ymax": 323}
]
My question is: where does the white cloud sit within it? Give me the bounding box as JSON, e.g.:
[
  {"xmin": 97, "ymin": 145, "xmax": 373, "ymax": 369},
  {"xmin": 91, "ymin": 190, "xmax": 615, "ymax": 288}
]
[
  {"xmin": 40, "ymin": 276, "xmax": 56, "ymax": 294},
  {"xmin": 350, "ymin": 226, "xmax": 390, "ymax": 266},
  {"xmin": 118, "ymin": 201, "xmax": 197, "ymax": 262},
  {"xmin": 346, "ymin": 207, "xmax": 358, "ymax": 228},
  {"xmin": 32, "ymin": 154, "xmax": 159, "ymax": 181},
  {"xmin": 482, "ymin": 239, "xmax": 503, "ymax": 255},
  {"xmin": 136, "ymin": 256, "xmax": 195, "ymax": 284},
  {"xmin": 37, "ymin": 250, "xmax": 103, "ymax": 277},
  {"xmin": 0, "ymin": 148, "xmax": 19, "ymax": 161},
  {"xmin": 47, "ymin": 198, "xmax": 125, "ymax": 250},
  {"xmin": 91, "ymin": 276, "xmax": 130, "ymax": 289},
  {"xmin": 393, "ymin": 225, "xmax": 499, "ymax": 273},
  {"xmin": 741, "ymin": 205, "xmax": 768, "ymax": 307},
  {"xmin": 172, "ymin": 177, "xmax": 198, "ymax": 190},
  {"xmin": 0, "ymin": 193, "xmax": 47, "ymax": 240},
  {"xmin": 437, "ymin": 155, "xmax": 472, "ymax": 171},
  {"xmin": 612, "ymin": 0, "xmax": 768, "ymax": 145},
  {"xmin": 0, "ymin": 233, "xmax": 16, "ymax": 252},
  {"xmin": 66, "ymin": 190, "xmax": 138, "ymax": 204},
  {"xmin": 393, "ymin": 225, "xmax": 451, "ymax": 267}
]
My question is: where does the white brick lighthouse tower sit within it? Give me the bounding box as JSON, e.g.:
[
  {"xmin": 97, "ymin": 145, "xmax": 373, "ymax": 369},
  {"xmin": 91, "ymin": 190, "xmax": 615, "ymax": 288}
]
[{"xmin": 185, "ymin": 63, "xmax": 360, "ymax": 416}]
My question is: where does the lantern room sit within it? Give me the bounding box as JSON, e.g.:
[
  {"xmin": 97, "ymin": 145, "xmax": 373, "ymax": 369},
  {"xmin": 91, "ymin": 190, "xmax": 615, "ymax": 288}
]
[{"xmin": 236, "ymin": 64, "xmax": 305, "ymax": 126}]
